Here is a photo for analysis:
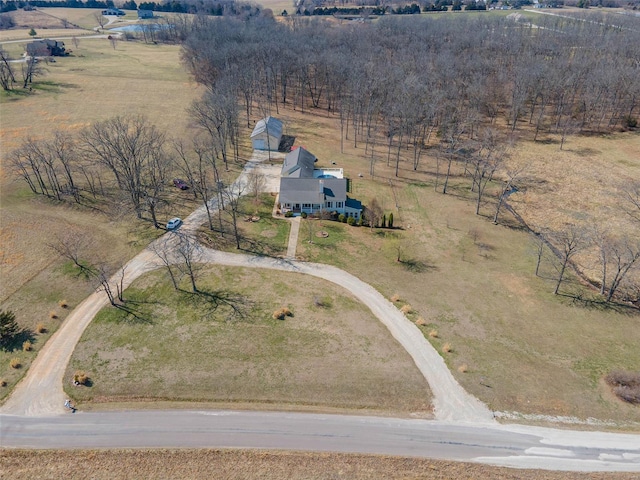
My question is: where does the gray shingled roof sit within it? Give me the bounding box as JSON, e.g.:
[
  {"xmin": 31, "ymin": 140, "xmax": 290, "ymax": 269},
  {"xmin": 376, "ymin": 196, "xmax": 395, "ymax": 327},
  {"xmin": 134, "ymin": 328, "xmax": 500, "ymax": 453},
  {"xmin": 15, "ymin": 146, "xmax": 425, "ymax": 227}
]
[
  {"xmin": 279, "ymin": 177, "xmax": 346, "ymax": 205},
  {"xmin": 251, "ymin": 116, "xmax": 283, "ymax": 140},
  {"xmin": 281, "ymin": 147, "xmax": 317, "ymax": 178}
]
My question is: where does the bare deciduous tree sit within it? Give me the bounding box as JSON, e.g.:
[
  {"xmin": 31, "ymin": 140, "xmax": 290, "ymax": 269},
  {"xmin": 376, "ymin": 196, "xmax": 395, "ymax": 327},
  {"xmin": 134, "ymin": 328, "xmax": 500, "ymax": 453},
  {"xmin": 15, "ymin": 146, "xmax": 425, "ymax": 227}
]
[
  {"xmin": 623, "ymin": 180, "xmax": 640, "ymax": 224},
  {"xmin": 21, "ymin": 55, "xmax": 45, "ymax": 89},
  {"xmin": 246, "ymin": 167, "xmax": 266, "ymax": 204},
  {"xmin": 80, "ymin": 115, "xmax": 167, "ymax": 220},
  {"xmin": 94, "ymin": 11, "xmax": 106, "ymax": 30},
  {"xmin": 149, "ymin": 236, "xmax": 181, "ymax": 290},
  {"xmin": 550, "ymin": 226, "xmax": 585, "ymax": 295},
  {"xmin": 0, "ymin": 47, "xmax": 16, "ymax": 91},
  {"xmin": 175, "ymin": 139, "xmax": 219, "ymax": 232},
  {"xmin": 222, "ymin": 181, "xmax": 246, "ymax": 249},
  {"xmin": 47, "ymin": 229, "xmax": 95, "ymax": 277},
  {"xmin": 189, "ymin": 81, "xmax": 238, "ymax": 171},
  {"xmin": 174, "ymin": 232, "xmax": 202, "ymax": 292},
  {"xmin": 602, "ymin": 237, "xmax": 640, "ymax": 303},
  {"xmin": 493, "ymin": 166, "xmax": 525, "ymax": 225},
  {"xmin": 364, "ymin": 198, "xmax": 383, "ymax": 229}
]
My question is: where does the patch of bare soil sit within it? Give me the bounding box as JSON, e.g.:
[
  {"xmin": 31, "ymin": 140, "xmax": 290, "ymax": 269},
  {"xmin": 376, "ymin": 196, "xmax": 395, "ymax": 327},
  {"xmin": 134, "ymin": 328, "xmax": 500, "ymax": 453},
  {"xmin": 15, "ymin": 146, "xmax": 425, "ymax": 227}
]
[{"xmin": 1, "ymin": 449, "xmax": 637, "ymax": 480}]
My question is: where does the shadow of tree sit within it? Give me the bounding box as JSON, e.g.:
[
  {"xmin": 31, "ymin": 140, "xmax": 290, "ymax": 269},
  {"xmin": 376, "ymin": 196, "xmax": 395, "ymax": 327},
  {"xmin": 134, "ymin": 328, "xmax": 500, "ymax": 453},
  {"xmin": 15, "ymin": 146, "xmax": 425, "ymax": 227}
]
[
  {"xmin": 399, "ymin": 258, "xmax": 437, "ymax": 273},
  {"xmin": 559, "ymin": 292, "xmax": 640, "ymax": 316},
  {"xmin": 1, "ymin": 329, "xmax": 35, "ymax": 353},
  {"xmin": 185, "ymin": 289, "xmax": 255, "ymax": 323},
  {"xmin": 112, "ymin": 304, "xmax": 153, "ymax": 324}
]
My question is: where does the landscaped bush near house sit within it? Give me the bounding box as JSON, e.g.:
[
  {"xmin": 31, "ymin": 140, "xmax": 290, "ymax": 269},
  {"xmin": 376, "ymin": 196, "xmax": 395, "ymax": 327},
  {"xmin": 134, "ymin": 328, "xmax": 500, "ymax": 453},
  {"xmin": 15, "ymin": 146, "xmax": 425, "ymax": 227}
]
[
  {"xmin": 605, "ymin": 370, "xmax": 640, "ymax": 404},
  {"xmin": 284, "ymin": 211, "xmax": 294, "ymax": 218},
  {"xmin": 338, "ymin": 214, "xmax": 346, "ymax": 223},
  {"xmin": 347, "ymin": 217, "xmax": 356, "ymax": 226},
  {"xmin": 301, "ymin": 212, "xmax": 307, "ymax": 219}
]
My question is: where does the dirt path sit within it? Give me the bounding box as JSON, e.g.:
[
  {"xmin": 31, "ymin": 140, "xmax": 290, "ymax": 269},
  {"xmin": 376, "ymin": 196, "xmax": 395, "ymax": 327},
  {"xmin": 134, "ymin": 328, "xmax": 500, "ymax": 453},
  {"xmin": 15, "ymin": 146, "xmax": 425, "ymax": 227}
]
[{"xmin": 0, "ymin": 149, "xmax": 494, "ymax": 423}]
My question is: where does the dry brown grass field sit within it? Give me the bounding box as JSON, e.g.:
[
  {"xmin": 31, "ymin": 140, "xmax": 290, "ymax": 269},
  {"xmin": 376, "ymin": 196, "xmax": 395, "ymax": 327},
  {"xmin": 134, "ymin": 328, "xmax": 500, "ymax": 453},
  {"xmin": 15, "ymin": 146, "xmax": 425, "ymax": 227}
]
[
  {"xmin": 2, "ymin": 449, "xmax": 639, "ymax": 480},
  {"xmin": 280, "ymin": 106, "xmax": 640, "ymax": 426},
  {"xmin": 0, "ymin": 38, "xmax": 207, "ymax": 397},
  {"xmin": 66, "ymin": 266, "xmax": 433, "ymax": 414},
  {"xmin": 1, "ymin": 26, "xmax": 639, "ymax": 429},
  {"xmin": 0, "ymin": 7, "xmax": 114, "ymax": 41}
]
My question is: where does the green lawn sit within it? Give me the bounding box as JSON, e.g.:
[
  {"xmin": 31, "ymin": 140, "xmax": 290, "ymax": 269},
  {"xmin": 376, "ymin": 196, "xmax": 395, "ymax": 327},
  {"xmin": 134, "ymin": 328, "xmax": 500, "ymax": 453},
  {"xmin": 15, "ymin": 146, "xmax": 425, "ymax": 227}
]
[{"xmin": 66, "ymin": 266, "xmax": 433, "ymax": 415}]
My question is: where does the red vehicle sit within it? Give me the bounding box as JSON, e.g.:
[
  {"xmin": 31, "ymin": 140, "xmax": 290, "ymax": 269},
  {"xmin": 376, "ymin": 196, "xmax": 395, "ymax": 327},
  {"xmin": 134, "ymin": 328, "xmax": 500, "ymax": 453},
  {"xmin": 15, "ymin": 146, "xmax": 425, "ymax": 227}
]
[{"xmin": 173, "ymin": 178, "xmax": 189, "ymax": 190}]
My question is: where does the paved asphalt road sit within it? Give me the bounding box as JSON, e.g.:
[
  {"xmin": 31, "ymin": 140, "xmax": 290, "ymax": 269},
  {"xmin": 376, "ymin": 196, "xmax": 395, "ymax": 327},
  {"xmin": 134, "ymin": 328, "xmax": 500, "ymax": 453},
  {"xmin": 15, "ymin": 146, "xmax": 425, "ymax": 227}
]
[{"xmin": 2, "ymin": 410, "xmax": 640, "ymax": 472}]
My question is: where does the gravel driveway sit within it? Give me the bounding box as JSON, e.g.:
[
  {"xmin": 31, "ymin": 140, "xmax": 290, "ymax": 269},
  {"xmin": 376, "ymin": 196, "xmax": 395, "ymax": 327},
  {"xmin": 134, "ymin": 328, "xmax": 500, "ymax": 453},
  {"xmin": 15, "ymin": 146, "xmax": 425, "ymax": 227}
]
[{"xmin": 1, "ymin": 150, "xmax": 494, "ymax": 424}]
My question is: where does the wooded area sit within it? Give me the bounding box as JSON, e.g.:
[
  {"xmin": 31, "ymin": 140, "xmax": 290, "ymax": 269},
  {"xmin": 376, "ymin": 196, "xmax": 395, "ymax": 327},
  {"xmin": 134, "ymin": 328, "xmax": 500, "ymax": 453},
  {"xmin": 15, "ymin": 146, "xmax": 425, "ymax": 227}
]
[{"xmin": 181, "ymin": 12, "xmax": 640, "ymax": 302}]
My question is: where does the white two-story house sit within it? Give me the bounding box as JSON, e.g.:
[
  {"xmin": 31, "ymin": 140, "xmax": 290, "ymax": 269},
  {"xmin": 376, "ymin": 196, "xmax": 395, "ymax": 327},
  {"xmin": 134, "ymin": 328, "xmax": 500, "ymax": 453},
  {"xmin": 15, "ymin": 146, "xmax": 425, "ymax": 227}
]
[{"xmin": 278, "ymin": 147, "xmax": 362, "ymax": 219}]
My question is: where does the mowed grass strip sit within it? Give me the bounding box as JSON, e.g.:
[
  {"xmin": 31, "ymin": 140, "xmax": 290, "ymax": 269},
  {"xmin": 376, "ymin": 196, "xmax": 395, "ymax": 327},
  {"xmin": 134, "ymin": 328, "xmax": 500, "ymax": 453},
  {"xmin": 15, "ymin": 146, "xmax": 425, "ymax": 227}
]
[{"xmin": 66, "ymin": 266, "xmax": 432, "ymax": 414}]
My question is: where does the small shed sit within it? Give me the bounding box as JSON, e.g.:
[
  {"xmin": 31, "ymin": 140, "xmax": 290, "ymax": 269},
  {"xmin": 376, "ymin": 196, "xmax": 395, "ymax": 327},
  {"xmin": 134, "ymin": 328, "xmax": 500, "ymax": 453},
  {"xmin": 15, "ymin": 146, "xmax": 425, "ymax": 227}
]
[
  {"xmin": 138, "ymin": 9, "xmax": 154, "ymax": 19},
  {"xmin": 251, "ymin": 116, "xmax": 283, "ymax": 151}
]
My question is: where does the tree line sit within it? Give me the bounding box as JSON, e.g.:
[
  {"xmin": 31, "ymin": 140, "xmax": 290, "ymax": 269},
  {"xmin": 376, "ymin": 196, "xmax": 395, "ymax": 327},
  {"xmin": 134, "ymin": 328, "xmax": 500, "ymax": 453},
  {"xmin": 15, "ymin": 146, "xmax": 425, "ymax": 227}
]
[
  {"xmin": 8, "ymin": 110, "xmax": 242, "ymax": 228},
  {"xmin": 0, "ymin": 0, "xmax": 257, "ymax": 13}
]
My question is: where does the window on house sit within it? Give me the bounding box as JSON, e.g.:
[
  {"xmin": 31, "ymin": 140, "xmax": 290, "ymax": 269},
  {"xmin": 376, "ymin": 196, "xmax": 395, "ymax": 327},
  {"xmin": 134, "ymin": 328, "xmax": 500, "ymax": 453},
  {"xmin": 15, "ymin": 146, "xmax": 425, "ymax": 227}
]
[
  {"xmin": 326, "ymin": 201, "xmax": 333, "ymax": 208},
  {"xmin": 303, "ymin": 203, "xmax": 311, "ymax": 208},
  {"xmin": 336, "ymin": 202, "xmax": 343, "ymax": 208}
]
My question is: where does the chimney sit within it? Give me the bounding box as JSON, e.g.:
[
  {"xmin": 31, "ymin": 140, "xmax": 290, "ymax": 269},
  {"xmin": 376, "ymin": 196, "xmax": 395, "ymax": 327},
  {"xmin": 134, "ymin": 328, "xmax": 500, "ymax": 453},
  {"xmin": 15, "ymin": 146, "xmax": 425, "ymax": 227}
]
[{"xmin": 319, "ymin": 179, "xmax": 324, "ymax": 193}]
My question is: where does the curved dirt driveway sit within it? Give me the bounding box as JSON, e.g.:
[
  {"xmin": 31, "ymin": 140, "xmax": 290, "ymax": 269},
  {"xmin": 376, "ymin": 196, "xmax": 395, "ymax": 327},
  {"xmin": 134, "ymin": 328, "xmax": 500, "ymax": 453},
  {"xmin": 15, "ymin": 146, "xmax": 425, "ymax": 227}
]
[{"xmin": 1, "ymin": 151, "xmax": 494, "ymax": 424}]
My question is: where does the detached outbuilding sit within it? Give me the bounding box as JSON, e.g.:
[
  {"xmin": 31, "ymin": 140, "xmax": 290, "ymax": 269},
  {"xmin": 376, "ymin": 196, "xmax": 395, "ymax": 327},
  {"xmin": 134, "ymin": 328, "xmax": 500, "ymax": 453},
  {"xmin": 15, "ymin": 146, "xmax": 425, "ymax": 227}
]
[
  {"xmin": 138, "ymin": 9, "xmax": 154, "ymax": 19},
  {"xmin": 251, "ymin": 116, "xmax": 283, "ymax": 151}
]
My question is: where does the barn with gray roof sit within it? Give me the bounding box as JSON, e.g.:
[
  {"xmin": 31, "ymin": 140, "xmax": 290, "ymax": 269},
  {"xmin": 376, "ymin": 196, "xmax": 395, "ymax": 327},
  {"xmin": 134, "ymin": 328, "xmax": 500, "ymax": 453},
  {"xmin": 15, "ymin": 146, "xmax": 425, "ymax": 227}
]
[{"xmin": 251, "ymin": 116, "xmax": 283, "ymax": 151}]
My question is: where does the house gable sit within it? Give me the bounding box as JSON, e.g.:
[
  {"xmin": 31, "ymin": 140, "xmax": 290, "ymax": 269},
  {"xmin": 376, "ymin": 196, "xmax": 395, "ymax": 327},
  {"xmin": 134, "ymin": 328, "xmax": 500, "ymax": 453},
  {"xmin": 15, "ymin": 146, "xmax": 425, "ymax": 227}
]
[{"xmin": 281, "ymin": 147, "xmax": 317, "ymax": 178}]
